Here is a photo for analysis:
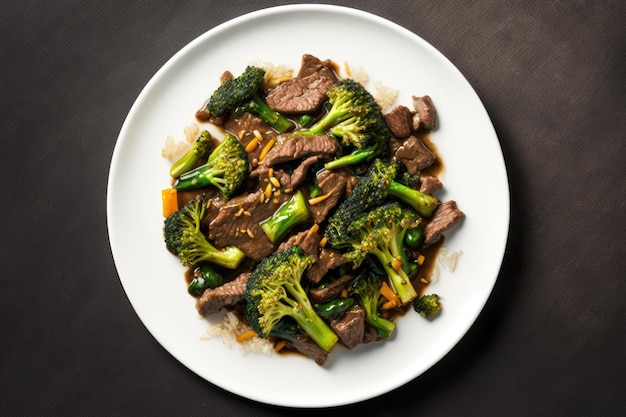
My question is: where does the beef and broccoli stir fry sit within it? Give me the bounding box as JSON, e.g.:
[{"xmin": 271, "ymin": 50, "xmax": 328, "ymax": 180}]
[{"xmin": 161, "ymin": 54, "xmax": 464, "ymax": 365}]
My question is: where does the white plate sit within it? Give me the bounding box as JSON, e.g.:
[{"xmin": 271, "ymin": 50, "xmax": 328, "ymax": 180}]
[{"xmin": 107, "ymin": 4, "xmax": 509, "ymax": 408}]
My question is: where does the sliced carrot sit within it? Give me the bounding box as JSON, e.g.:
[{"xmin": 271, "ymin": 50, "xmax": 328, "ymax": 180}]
[
  {"xmin": 161, "ymin": 188, "xmax": 178, "ymax": 217},
  {"xmin": 380, "ymin": 281, "xmax": 401, "ymax": 307},
  {"xmin": 245, "ymin": 137, "xmax": 259, "ymax": 153},
  {"xmin": 274, "ymin": 339, "xmax": 287, "ymax": 352},
  {"xmin": 391, "ymin": 257, "xmax": 403, "ymax": 271},
  {"xmin": 258, "ymin": 138, "xmax": 275, "ymax": 161},
  {"xmin": 381, "ymin": 300, "xmax": 397, "ymax": 310},
  {"xmin": 236, "ymin": 329, "xmax": 257, "ymax": 343},
  {"xmin": 308, "ymin": 193, "xmax": 331, "ymax": 205}
]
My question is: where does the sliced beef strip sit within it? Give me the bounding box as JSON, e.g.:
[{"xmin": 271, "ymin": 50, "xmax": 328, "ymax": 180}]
[
  {"xmin": 195, "ymin": 272, "xmax": 250, "ymax": 317},
  {"xmin": 288, "ymin": 334, "xmax": 329, "ymax": 366},
  {"xmin": 208, "ymin": 189, "xmax": 291, "ymax": 261},
  {"xmin": 395, "ymin": 135, "xmax": 437, "ymax": 175},
  {"xmin": 266, "ymin": 73, "xmax": 335, "ymax": 114},
  {"xmin": 419, "ymin": 175, "xmax": 443, "ymax": 195},
  {"xmin": 306, "ymin": 248, "xmax": 348, "ymax": 285},
  {"xmin": 362, "ymin": 325, "xmax": 380, "ymax": 344},
  {"xmin": 330, "ymin": 305, "xmax": 366, "ymax": 350},
  {"xmin": 384, "ymin": 105, "xmax": 413, "ymax": 138},
  {"xmin": 261, "ymin": 134, "xmax": 339, "ymax": 167},
  {"xmin": 423, "ymin": 200, "xmax": 465, "ymax": 245},
  {"xmin": 296, "ymin": 54, "xmax": 339, "ymax": 82},
  {"xmin": 290, "ymin": 155, "xmax": 321, "ymax": 189},
  {"xmin": 308, "ymin": 273, "xmax": 354, "ymax": 304},
  {"xmin": 276, "ymin": 228, "xmax": 321, "ymax": 257},
  {"xmin": 308, "ymin": 168, "xmax": 353, "ymax": 224},
  {"xmin": 411, "ymin": 95, "xmax": 436, "ymax": 131}
]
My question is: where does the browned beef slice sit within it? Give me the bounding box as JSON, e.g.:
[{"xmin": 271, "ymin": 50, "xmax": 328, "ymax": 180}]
[
  {"xmin": 306, "ymin": 248, "xmax": 348, "ymax": 285},
  {"xmin": 330, "ymin": 305, "xmax": 366, "ymax": 350},
  {"xmin": 297, "ymin": 54, "xmax": 338, "ymax": 82},
  {"xmin": 308, "ymin": 273, "xmax": 353, "ymax": 304},
  {"xmin": 277, "ymin": 228, "xmax": 321, "ymax": 256},
  {"xmin": 261, "ymin": 135, "xmax": 339, "ymax": 167},
  {"xmin": 308, "ymin": 168, "xmax": 353, "ymax": 224},
  {"xmin": 419, "ymin": 175, "xmax": 443, "ymax": 195},
  {"xmin": 208, "ymin": 189, "xmax": 291, "ymax": 261},
  {"xmin": 195, "ymin": 272, "xmax": 250, "ymax": 317},
  {"xmin": 423, "ymin": 200, "xmax": 465, "ymax": 245},
  {"xmin": 411, "ymin": 95, "xmax": 436, "ymax": 131},
  {"xmin": 362, "ymin": 325, "xmax": 380, "ymax": 344},
  {"xmin": 395, "ymin": 135, "xmax": 437, "ymax": 175},
  {"xmin": 289, "ymin": 334, "xmax": 329, "ymax": 366},
  {"xmin": 384, "ymin": 105, "xmax": 413, "ymax": 138},
  {"xmin": 266, "ymin": 74, "xmax": 335, "ymax": 114},
  {"xmin": 290, "ymin": 155, "xmax": 320, "ymax": 189}
]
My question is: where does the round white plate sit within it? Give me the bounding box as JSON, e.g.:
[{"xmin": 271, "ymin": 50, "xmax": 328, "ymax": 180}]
[{"xmin": 107, "ymin": 4, "xmax": 509, "ymax": 408}]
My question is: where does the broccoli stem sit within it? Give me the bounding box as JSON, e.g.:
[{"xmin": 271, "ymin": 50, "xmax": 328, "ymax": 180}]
[
  {"xmin": 180, "ymin": 234, "xmax": 245, "ymax": 269},
  {"xmin": 238, "ymin": 94, "xmax": 294, "ymax": 133},
  {"xmin": 282, "ymin": 281, "xmax": 339, "ymax": 351},
  {"xmin": 323, "ymin": 147, "xmax": 382, "ymax": 170},
  {"xmin": 371, "ymin": 245, "xmax": 418, "ymax": 304},
  {"xmin": 169, "ymin": 130, "xmax": 214, "ymax": 178},
  {"xmin": 387, "ymin": 181, "xmax": 439, "ymax": 218},
  {"xmin": 260, "ymin": 190, "xmax": 310, "ymax": 244}
]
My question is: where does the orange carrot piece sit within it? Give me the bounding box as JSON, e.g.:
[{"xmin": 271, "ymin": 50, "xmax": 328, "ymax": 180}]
[
  {"xmin": 161, "ymin": 188, "xmax": 178, "ymax": 217},
  {"xmin": 380, "ymin": 281, "xmax": 401, "ymax": 307},
  {"xmin": 236, "ymin": 329, "xmax": 257, "ymax": 343}
]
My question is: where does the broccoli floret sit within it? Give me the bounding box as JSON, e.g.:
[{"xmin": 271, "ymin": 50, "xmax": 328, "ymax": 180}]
[
  {"xmin": 259, "ymin": 190, "xmax": 310, "ymax": 244},
  {"xmin": 351, "ymin": 269, "xmax": 396, "ymax": 338},
  {"xmin": 243, "ymin": 246, "xmax": 339, "ymax": 352},
  {"xmin": 169, "ymin": 130, "xmax": 215, "ymax": 179},
  {"xmin": 326, "ymin": 160, "xmax": 438, "ymax": 243},
  {"xmin": 325, "ymin": 158, "xmax": 397, "ymax": 246},
  {"xmin": 173, "ymin": 133, "xmax": 248, "ymax": 198},
  {"xmin": 201, "ymin": 65, "xmax": 294, "ymax": 133},
  {"xmin": 204, "ymin": 66, "xmax": 265, "ymax": 117},
  {"xmin": 163, "ymin": 195, "xmax": 245, "ymax": 269},
  {"xmin": 295, "ymin": 79, "xmax": 389, "ymax": 169},
  {"xmin": 413, "ymin": 294, "xmax": 442, "ymax": 318},
  {"xmin": 339, "ymin": 202, "xmax": 422, "ymax": 305}
]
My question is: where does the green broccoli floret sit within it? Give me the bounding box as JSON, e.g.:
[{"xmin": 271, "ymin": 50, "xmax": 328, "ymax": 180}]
[
  {"xmin": 259, "ymin": 190, "xmax": 310, "ymax": 244},
  {"xmin": 163, "ymin": 195, "xmax": 245, "ymax": 269},
  {"xmin": 339, "ymin": 202, "xmax": 422, "ymax": 305},
  {"xmin": 173, "ymin": 133, "xmax": 248, "ymax": 198},
  {"xmin": 243, "ymin": 246, "xmax": 339, "ymax": 352},
  {"xmin": 169, "ymin": 130, "xmax": 215, "ymax": 179},
  {"xmin": 351, "ymin": 269, "xmax": 396, "ymax": 338},
  {"xmin": 204, "ymin": 65, "xmax": 265, "ymax": 117},
  {"xmin": 295, "ymin": 79, "xmax": 389, "ymax": 169},
  {"xmin": 201, "ymin": 65, "xmax": 294, "ymax": 133},
  {"xmin": 413, "ymin": 294, "xmax": 442, "ymax": 318},
  {"xmin": 325, "ymin": 158, "xmax": 397, "ymax": 246},
  {"xmin": 326, "ymin": 160, "xmax": 437, "ymax": 243}
]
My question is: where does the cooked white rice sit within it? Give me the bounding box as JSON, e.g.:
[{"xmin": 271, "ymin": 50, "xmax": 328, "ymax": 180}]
[
  {"xmin": 249, "ymin": 60, "xmax": 294, "ymax": 89},
  {"xmin": 161, "ymin": 122, "xmax": 200, "ymax": 161},
  {"xmin": 201, "ymin": 311, "xmax": 275, "ymax": 356},
  {"xmin": 343, "ymin": 61, "xmax": 370, "ymax": 86},
  {"xmin": 373, "ymin": 81, "xmax": 399, "ymax": 112},
  {"xmin": 430, "ymin": 247, "xmax": 463, "ymax": 283}
]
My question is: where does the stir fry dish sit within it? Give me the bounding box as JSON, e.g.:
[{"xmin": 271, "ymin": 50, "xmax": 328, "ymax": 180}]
[{"xmin": 160, "ymin": 54, "xmax": 465, "ymax": 365}]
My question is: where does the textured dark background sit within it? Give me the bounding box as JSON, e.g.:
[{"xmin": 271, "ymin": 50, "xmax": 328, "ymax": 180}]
[{"xmin": 2, "ymin": 1, "xmax": 625, "ymax": 415}]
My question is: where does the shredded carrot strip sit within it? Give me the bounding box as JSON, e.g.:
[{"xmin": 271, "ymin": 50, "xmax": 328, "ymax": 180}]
[
  {"xmin": 416, "ymin": 254, "xmax": 425, "ymax": 265},
  {"xmin": 319, "ymin": 236, "xmax": 328, "ymax": 248},
  {"xmin": 380, "ymin": 281, "xmax": 401, "ymax": 307},
  {"xmin": 381, "ymin": 300, "xmax": 397, "ymax": 310},
  {"xmin": 274, "ymin": 339, "xmax": 287, "ymax": 352},
  {"xmin": 309, "ymin": 223, "xmax": 320, "ymax": 234},
  {"xmin": 236, "ymin": 330, "xmax": 257, "ymax": 343},
  {"xmin": 264, "ymin": 182, "xmax": 273, "ymax": 200},
  {"xmin": 161, "ymin": 188, "xmax": 178, "ymax": 217},
  {"xmin": 340, "ymin": 288, "xmax": 349, "ymax": 298},
  {"xmin": 258, "ymin": 138, "xmax": 275, "ymax": 161},
  {"xmin": 308, "ymin": 193, "xmax": 331, "ymax": 205},
  {"xmin": 245, "ymin": 137, "xmax": 259, "ymax": 153}
]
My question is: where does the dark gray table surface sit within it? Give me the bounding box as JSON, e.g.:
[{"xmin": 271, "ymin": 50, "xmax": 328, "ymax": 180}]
[{"xmin": 2, "ymin": 1, "xmax": 624, "ymax": 415}]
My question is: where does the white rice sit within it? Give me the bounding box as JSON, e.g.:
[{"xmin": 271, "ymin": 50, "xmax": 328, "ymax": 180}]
[
  {"xmin": 373, "ymin": 81, "xmax": 399, "ymax": 112},
  {"xmin": 430, "ymin": 247, "xmax": 463, "ymax": 284},
  {"xmin": 200, "ymin": 311, "xmax": 275, "ymax": 356},
  {"xmin": 161, "ymin": 122, "xmax": 200, "ymax": 161}
]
